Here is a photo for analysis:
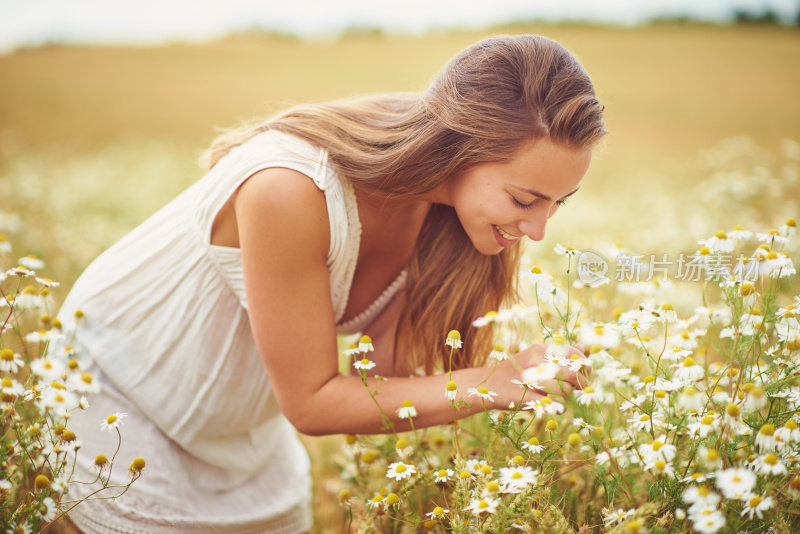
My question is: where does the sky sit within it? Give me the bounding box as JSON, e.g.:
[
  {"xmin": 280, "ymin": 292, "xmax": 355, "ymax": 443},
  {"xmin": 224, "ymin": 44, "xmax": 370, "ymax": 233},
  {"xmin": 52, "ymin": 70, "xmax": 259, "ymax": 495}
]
[{"xmin": 1, "ymin": 0, "xmax": 798, "ymax": 53}]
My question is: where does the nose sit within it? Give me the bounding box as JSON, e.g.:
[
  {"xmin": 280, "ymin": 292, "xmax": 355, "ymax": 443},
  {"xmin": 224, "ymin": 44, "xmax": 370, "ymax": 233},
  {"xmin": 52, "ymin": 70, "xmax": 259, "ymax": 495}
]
[{"xmin": 517, "ymin": 206, "xmax": 551, "ymax": 242}]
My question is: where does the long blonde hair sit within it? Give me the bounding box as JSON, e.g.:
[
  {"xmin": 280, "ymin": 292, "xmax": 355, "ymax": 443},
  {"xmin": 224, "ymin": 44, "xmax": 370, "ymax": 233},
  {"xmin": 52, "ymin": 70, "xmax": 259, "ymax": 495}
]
[{"xmin": 203, "ymin": 35, "xmax": 606, "ymax": 374}]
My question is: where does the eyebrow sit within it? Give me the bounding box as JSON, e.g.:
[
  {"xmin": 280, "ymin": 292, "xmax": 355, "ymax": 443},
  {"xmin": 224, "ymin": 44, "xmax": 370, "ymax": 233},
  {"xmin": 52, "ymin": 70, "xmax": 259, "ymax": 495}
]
[{"xmin": 509, "ymin": 184, "xmax": 581, "ymax": 202}]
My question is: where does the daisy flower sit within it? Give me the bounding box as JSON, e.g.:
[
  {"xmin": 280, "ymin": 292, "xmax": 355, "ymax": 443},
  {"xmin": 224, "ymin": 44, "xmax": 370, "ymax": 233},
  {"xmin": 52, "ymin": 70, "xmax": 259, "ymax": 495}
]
[
  {"xmin": 676, "ymin": 386, "xmax": 705, "ymax": 412},
  {"xmin": 343, "ymin": 344, "xmax": 360, "ymax": 357},
  {"xmin": 576, "ymin": 322, "xmax": 621, "ymax": 349},
  {"xmin": 522, "ymin": 436, "xmax": 544, "ymax": 454},
  {"xmin": 520, "ymin": 363, "xmax": 558, "ymax": 388},
  {"xmin": 691, "ymin": 510, "xmax": 726, "ymax": 534},
  {"xmin": 754, "ymin": 453, "xmax": 786, "ymax": 476},
  {"xmin": 627, "ymin": 411, "xmax": 664, "ymax": 432},
  {"xmin": 754, "ymin": 423, "xmax": 777, "ymax": 451},
  {"xmin": 645, "ymin": 458, "xmax": 675, "ymax": 477},
  {"xmin": 498, "ymin": 466, "xmax": 538, "ymax": 493},
  {"xmin": 672, "ymin": 356, "xmax": 705, "ymax": 382},
  {"xmin": 522, "ymin": 396, "xmax": 565, "ymax": 416},
  {"xmin": 29, "ymin": 357, "xmax": 65, "ymax": 381},
  {"xmin": 687, "ymin": 413, "xmax": 720, "ymax": 439},
  {"xmin": 38, "ymin": 388, "xmax": 77, "ymax": 418},
  {"xmin": 716, "ymin": 467, "xmax": 756, "ymax": 500},
  {"xmin": 353, "ymin": 358, "xmax": 376, "ymax": 371},
  {"xmin": 385, "ymin": 461, "xmax": 416, "ymax": 481},
  {"xmin": 358, "ymin": 335, "xmax": 373, "ymax": 353},
  {"xmin": 445, "ymin": 380, "xmax": 458, "ymax": 401},
  {"xmin": 40, "ymin": 497, "xmax": 57, "ymax": 522},
  {"xmin": 775, "ymin": 419, "xmax": 800, "ymax": 443},
  {"xmin": 683, "ymin": 485, "xmax": 721, "ymax": 509},
  {"xmin": 740, "ymin": 493, "xmax": 774, "ymax": 519},
  {"xmin": 464, "ymin": 496, "xmax": 500, "ymax": 516},
  {"xmin": 396, "ymin": 400, "xmax": 417, "ymax": 419},
  {"xmin": 18, "ymin": 255, "xmax": 45, "ymax": 270},
  {"xmin": 432, "ymin": 468, "xmax": 454, "ymax": 484},
  {"xmin": 603, "ymin": 508, "xmax": 635, "ymax": 527},
  {"xmin": 467, "ymin": 386, "xmax": 498, "ymax": 402},
  {"xmin": 639, "ymin": 435, "xmax": 676, "ymax": 464},
  {"xmin": 0, "ymin": 348, "xmax": 24, "ymax": 373},
  {"xmin": 654, "ymin": 302, "xmax": 677, "ymax": 324},
  {"xmin": 575, "ymin": 385, "xmax": 605, "ymax": 405},
  {"xmin": 426, "ymin": 506, "xmax": 449, "ymax": 519},
  {"xmin": 445, "ymin": 330, "xmax": 462, "ymax": 349},
  {"xmin": 554, "ymin": 244, "xmax": 580, "ymax": 256},
  {"xmin": 529, "ymin": 265, "xmax": 553, "ymax": 285},
  {"xmin": 100, "ymin": 412, "xmax": 127, "ymax": 432},
  {"xmin": 756, "ymin": 229, "xmax": 788, "ymax": 246},
  {"xmin": 394, "ymin": 438, "xmax": 413, "ymax": 459},
  {"xmin": 698, "ymin": 231, "xmax": 735, "ymax": 253},
  {"xmin": 1, "ymin": 377, "xmax": 24, "ymax": 397},
  {"xmin": 472, "ymin": 310, "xmax": 499, "ymax": 327},
  {"xmin": 487, "ymin": 344, "xmax": 508, "ymax": 361},
  {"xmin": 728, "ymin": 225, "xmax": 752, "ymax": 242}
]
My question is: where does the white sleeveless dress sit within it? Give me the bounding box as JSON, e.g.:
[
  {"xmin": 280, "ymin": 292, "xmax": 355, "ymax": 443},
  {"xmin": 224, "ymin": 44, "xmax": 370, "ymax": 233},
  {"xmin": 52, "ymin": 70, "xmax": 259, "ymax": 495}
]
[{"xmin": 56, "ymin": 130, "xmax": 406, "ymax": 533}]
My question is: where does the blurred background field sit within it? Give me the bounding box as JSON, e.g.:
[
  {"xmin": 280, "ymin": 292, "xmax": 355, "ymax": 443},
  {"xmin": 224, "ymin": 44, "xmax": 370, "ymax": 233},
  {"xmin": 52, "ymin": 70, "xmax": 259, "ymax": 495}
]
[{"xmin": 1, "ymin": 17, "xmax": 799, "ymax": 532}]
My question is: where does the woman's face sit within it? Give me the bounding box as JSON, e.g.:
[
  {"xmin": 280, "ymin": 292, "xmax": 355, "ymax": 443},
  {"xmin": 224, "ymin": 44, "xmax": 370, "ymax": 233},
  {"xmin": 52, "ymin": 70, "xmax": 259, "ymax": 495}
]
[{"xmin": 446, "ymin": 137, "xmax": 593, "ymax": 255}]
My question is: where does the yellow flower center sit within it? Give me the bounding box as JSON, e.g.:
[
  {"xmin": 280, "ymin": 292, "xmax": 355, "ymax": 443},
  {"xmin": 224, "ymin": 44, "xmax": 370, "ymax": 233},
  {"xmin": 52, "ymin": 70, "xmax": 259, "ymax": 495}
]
[
  {"xmin": 437, "ymin": 469, "xmax": 447, "ymax": 477},
  {"xmin": 640, "ymin": 415, "xmax": 650, "ymax": 422},
  {"xmin": 395, "ymin": 464, "xmax": 406, "ymax": 473},
  {"xmin": 652, "ymin": 441, "xmax": 664, "ymax": 451},
  {"xmin": 764, "ymin": 453, "xmax": 778, "ymax": 466},
  {"xmin": 714, "ymin": 231, "xmax": 727, "ymax": 239},
  {"xmin": 749, "ymin": 496, "xmax": 762, "ymax": 508},
  {"xmin": 446, "ymin": 381, "xmax": 457, "ymax": 391},
  {"xmin": 701, "ymin": 416, "xmax": 715, "ymax": 425},
  {"xmin": 395, "ymin": 439, "xmax": 408, "ymax": 449},
  {"xmin": 0, "ymin": 349, "xmax": 13, "ymax": 361},
  {"xmin": 531, "ymin": 266, "xmax": 542, "ymax": 274},
  {"xmin": 433, "ymin": 506, "xmax": 444, "ymax": 515},
  {"xmin": 106, "ymin": 415, "xmax": 118, "ymax": 425},
  {"xmin": 477, "ymin": 387, "xmax": 489, "ymax": 395},
  {"xmin": 583, "ymin": 386, "xmax": 595, "ymax": 394},
  {"xmin": 401, "ymin": 400, "xmax": 413, "ymax": 408},
  {"xmin": 654, "ymin": 460, "xmax": 666, "ymax": 471},
  {"xmin": 683, "ymin": 357, "xmax": 696, "ymax": 367},
  {"xmin": 486, "ymin": 480, "xmax": 499, "ymax": 491},
  {"xmin": 446, "ymin": 330, "xmax": 461, "ymax": 340},
  {"xmin": 511, "ymin": 471, "xmax": 523, "ymax": 479},
  {"xmin": 760, "ymin": 424, "xmax": 775, "ymax": 436},
  {"xmin": 528, "ymin": 437, "xmax": 540, "ymax": 446},
  {"xmin": 478, "ymin": 500, "xmax": 489, "ymax": 509}
]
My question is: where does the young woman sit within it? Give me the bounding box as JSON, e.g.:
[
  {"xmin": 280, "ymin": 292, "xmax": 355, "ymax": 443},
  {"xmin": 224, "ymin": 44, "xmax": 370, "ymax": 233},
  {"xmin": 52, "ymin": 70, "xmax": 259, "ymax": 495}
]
[{"xmin": 55, "ymin": 34, "xmax": 605, "ymax": 533}]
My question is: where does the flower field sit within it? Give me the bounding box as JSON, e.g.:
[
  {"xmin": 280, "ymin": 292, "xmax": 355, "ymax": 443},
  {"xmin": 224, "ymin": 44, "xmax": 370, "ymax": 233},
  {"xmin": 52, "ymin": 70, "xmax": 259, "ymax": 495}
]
[{"xmin": 1, "ymin": 23, "xmax": 799, "ymax": 533}]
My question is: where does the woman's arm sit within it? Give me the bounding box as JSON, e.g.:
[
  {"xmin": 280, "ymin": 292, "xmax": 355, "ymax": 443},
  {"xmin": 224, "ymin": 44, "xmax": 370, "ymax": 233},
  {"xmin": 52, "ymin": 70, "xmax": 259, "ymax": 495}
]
[{"xmin": 235, "ymin": 168, "xmax": 578, "ymax": 435}]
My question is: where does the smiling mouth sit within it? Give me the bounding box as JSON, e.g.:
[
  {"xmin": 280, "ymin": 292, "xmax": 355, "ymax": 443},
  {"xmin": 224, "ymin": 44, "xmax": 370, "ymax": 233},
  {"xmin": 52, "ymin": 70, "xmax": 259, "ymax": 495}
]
[{"xmin": 494, "ymin": 225, "xmax": 521, "ymax": 242}]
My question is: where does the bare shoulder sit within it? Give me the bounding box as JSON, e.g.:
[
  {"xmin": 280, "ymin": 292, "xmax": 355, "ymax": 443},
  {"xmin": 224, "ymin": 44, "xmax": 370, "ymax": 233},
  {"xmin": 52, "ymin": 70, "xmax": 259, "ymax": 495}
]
[{"xmin": 234, "ymin": 167, "xmax": 330, "ymax": 260}]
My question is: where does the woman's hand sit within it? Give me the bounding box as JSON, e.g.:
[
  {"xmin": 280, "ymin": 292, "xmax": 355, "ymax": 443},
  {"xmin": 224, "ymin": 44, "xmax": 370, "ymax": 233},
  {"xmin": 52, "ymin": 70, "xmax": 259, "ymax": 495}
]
[{"xmin": 486, "ymin": 343, "xmax": 588, "ymax": 408}]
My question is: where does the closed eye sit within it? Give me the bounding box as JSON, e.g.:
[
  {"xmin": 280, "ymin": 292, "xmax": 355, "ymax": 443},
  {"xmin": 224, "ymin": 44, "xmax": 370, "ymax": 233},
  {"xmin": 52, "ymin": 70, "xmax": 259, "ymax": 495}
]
[
  {"xmin": 511, "ymin": 196, "xmax": 534, "ymax": 209},
  {"xmin": 511, "ymin": 196, "xmax": 569, "ymax": 209}
]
